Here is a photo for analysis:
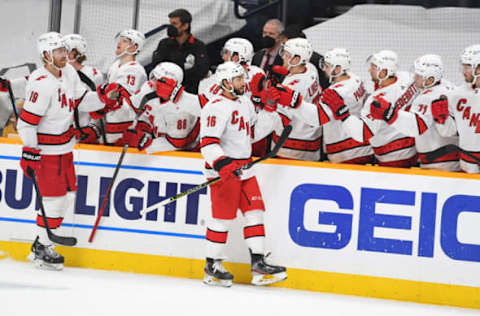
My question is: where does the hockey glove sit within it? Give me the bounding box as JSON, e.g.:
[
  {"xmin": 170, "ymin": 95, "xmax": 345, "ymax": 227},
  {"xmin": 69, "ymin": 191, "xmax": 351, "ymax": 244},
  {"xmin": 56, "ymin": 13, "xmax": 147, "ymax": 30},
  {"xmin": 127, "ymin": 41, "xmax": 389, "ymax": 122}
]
[
  {"xmin": 370, "ymin": 95, "xmax": 398, "ymax": 124},
  {"xmin": 431, "ymin": 96, "xmax": 449, "ymax": 124},
  {"xmin": 250, "ymin": 73, "xmax": 268, "ymax": 109},
  {"xmin": 267, "ymin": 85, "xmax": 302, "ymax": 109},
  {"xmin": 155, "ymin": 77, "xmax": 184, "ymax": 103},
  {"xmin": 77, "ymin": 124, "xmax": 101, "ymax": 144},
  {"xmin": 321, "ymin": 89, "xmax": 350, "ymax": 121},
  {"xmin": 268, "ymin": 65, "xmax": 289, "ymax": 86},
  {"xmin": 213, "ymin": 156, "xmax": 242, "ymax": 182},
  {"xmin": 0, "ymin": 77, "xmax": 10, "ymax": 92},
  {"xmin": 97, "ymin": 83, "xmax": 127, "ymax": 112},
  {"xmin": 20, "ymin": 146, "xmax": 41, "ymax": 179},
  {"xmin": 122, "ymin": 128, "xmax": 152, "ymax": 151}
]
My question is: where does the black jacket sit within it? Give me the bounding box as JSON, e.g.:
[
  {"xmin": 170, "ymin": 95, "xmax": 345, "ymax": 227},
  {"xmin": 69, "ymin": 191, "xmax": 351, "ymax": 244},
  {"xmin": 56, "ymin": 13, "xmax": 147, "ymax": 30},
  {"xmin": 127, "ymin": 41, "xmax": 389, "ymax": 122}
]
[
  {"xmin": 251, "ymin": 48, "xmax": 283, "ymax": 72},
  {"xmin": 152, "ymin": 34, "xmax": 209, "ymax": 94}
]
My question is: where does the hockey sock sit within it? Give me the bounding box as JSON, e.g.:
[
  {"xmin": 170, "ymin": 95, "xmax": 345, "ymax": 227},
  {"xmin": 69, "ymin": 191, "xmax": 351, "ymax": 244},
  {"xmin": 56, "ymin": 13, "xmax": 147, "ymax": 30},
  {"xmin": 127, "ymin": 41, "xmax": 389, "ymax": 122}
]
[
  {"xmin": 35, "ymin": 195, "xmax": 67, "ymax": 246},
  {"xmin": 243, "ymin": 210, "xmax": 265, "ymax": 255},
  {"xmin": 205, "ymin": 218, "xmax": 232, "ymax": 259}
]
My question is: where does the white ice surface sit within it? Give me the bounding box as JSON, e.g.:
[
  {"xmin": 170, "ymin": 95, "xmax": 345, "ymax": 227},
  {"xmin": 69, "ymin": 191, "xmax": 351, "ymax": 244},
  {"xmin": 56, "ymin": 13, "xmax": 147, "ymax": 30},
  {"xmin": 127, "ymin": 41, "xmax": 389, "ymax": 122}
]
[{"xmin": 0, "ymin": 258, "xmax": 477, "ymax": 316}]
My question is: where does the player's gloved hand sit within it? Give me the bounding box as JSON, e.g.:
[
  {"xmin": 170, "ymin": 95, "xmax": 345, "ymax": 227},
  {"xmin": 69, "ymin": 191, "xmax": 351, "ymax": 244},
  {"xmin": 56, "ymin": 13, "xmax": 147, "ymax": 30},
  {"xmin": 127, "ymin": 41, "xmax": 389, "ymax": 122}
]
[
  {"xmin": 370, "ymin": 95, "xmax": 398, "ymax": 124},
  {"xmin": 97, "ymin": 83, "xmax": 127, "ymax": 111},
  {"xmin": 431, "ymin": 96, "xmax": 449, "ymax": 124},
  {"xmin": 213, "ymin": 156, "xmax": 242, "ymax": 181},
  {"xmin": 267, "ymin": 85, "xmax": 302, "ymax": 109},
  {"xmin": 250, "ymin": 73, "xmax": 267, "ymax": 109},
  {"xmin": 0, "ymin": 77, "xmax": 10, "ymax": 92},
  {"xmin": 122, "ymin": 128, "xmax": 152, "ymax": 151},
  {"xmin": 155, "ymin": 77, "xmax": 184, "ymax": 103},
  {"xmin": 20, "ymin": 146, "xmax": 41, "ymax": 179},
  {"xmin": 76, "ymin": 124, "xmax": 101, "ymax": 144},
  {"xmin": 268, "ymin": 65, "xmax": 289, "ymax": 86},
  {"xmin": 321, "ymin": 89, "xmax": 350, "ymax": 121}
]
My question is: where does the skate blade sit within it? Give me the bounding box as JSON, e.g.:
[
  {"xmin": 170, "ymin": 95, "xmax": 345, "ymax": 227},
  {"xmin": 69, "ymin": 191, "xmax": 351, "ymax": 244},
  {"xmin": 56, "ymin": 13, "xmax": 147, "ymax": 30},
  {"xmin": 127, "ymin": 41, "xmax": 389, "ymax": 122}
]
[
  {"xmin": 251, "ymin": 272, "xmax": 287, "ymax": 286},
  {"xmin": 29, "ymin": 255, "xmax": 63, "ymax": 271},
  {"xmin": 203, "ymin": 274, "xmax": 232, "ymax": 287}
]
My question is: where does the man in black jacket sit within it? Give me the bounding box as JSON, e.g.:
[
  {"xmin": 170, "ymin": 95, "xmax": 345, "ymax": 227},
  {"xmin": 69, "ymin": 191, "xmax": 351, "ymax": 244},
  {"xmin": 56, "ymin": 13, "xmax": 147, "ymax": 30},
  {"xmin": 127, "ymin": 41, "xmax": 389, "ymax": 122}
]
[
  {"xmin": 251, "ymin": 19, "xmax": 284, "ymax": 77},
  {"xmin": 151, "ymin": 8, "xmax": 209, "ymax": 93}
]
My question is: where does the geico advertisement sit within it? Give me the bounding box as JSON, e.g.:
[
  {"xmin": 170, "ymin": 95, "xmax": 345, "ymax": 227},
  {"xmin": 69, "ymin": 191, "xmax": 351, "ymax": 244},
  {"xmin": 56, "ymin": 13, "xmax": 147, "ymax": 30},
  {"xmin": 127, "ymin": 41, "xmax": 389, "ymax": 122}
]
[{"xmin": 0, "ymin": 143, "xmax": 479, "ymax": 287}]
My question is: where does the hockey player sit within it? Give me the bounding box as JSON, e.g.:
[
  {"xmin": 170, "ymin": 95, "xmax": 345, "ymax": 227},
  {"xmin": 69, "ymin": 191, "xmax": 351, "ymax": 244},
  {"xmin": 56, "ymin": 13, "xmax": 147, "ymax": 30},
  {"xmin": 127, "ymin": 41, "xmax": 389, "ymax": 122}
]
[
  {"xmin": 200, "ymin": 62, "xmax": 286, "ymax": 287},
  {"xmin": 271, "ymin": 38, "xmax": 322, "ymax": 161},
  {"xmin": 370, "ymin": 54, "xmax": 459, "ymax": 171},
  {"xmin": 64, "ymin": 33, "xmax": 105, "ymax": 144},
  {"xmin": 198, "ymin": 38, "xmax": 272, "ymax": 156},
  {"xmin": 93, "ymin": 29, "xmax": 147, "ymax": 145},
  {"xmin": 432, "ymin": 44, "xmax": 480, "ymax": 173},
  {"xmin": 122, "ymin": 62, "xmax": 206, "ymax": 152},
  {"xmin": 342, "ymin": 50, "xmax": 419, "ymax": 167},
  {"xmin": 18, "ymin": 32, "xmax": 117, "ymax": 270},
  {"xmin": 319, "ymin": 48, "xmax": 373, "ymax": 164}
]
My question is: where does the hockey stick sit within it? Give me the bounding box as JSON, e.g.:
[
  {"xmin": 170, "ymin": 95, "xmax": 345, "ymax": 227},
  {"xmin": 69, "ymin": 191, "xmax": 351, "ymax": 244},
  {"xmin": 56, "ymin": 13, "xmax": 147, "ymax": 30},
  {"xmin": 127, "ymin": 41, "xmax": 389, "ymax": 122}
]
[
  {"xmin": 31, "ymin": 172, "xmax": 77, "ymax": 246},
  {"xmin": 5, "ymin": 80, "xmax": 18, "ymax": 120},
  {"xmin": 425, "ymin": 144, "xmax": 480, "ymax": 164},
  {"xmin": 139, "ymin": 124, "xmax": 293, "ymax": 217},
  {"xmin": 88, "ymin": 91, "xmax": 157, "ymax": 243}
]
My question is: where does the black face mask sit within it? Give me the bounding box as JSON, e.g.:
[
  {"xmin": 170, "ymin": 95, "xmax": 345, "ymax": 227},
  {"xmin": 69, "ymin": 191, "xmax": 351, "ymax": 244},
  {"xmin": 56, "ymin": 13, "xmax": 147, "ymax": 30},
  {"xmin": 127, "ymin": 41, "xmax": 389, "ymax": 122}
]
[
  {"xmin": 167, "ymin": 25, "xmax": 179, "ymax": 38},
  {"xmin": 261, "ymin": 36, "xmax": 276, "ymax": 49}
]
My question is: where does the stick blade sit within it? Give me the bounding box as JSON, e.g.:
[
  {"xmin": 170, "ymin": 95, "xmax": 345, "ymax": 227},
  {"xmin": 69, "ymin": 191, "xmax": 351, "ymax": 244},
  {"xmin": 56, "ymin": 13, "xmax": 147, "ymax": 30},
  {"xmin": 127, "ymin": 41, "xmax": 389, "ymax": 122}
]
[{"xmin": 49, "ymin": 233, "xmax": 77, "ymax": 246}]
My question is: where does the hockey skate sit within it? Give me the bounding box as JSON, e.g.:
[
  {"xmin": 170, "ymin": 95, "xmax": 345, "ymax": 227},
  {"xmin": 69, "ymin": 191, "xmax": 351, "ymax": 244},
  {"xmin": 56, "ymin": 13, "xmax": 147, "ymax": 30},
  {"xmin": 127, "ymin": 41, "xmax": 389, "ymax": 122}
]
[
  {"xmin": 203, "ymin": 258, "xmax": 234, "ymax": 287},
  {"xmin": 250, "ymin": 253, "xmax": 287, "ymax": 286},
  {"xmin": 27, "ymin": 237, "xmax": 64, "ymax": 270}
]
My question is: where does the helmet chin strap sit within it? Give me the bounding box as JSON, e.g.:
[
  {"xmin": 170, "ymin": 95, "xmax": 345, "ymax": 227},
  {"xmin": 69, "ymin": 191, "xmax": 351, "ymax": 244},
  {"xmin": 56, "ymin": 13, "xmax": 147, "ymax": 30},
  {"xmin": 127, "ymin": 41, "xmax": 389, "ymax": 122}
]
[
  {"xmin": 44, "ymin": 53, "xmax": 64, "ymax": 73},
  {"xmin": 116, "ymin": 43, "xmax": 136, "ymax": 59}
]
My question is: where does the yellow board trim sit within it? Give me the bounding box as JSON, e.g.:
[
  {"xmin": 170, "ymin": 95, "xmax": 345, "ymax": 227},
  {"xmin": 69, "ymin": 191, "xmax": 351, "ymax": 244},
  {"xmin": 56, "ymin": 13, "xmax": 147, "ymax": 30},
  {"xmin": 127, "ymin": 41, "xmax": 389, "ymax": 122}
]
[{"xmin": 1, "ymin": 240, "xmax": 478, "ymax": 310}]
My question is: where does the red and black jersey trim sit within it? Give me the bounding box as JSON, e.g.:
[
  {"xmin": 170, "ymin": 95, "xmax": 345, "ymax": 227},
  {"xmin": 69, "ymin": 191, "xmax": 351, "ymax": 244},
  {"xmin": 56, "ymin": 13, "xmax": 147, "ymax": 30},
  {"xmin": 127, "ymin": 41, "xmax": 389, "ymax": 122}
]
[
  {"xmin": 363, "ymin": 123, "xmax": 374, "ymax": 142},
  {"xmin": 372, "ymin": 137, "xmax": 415, "ymax": 156},
  {"xmin": 419, "ymin": 149, "xmax": 459, "ymax": 164},
  {"xmin": 377, "ymin": 155, "xmax": 418, "ymax": 168},
  {"xmin": 165, "ymin": 119, "xmax": 200, "ymax": 148},
  {"xmin": 460, "ymin": 151, "xmax": 480, "ymax": 165},
  {"xmin": 316, "ymin": 103, "xmax": 330, "ymax": 125},
  {"xmin": 105, "ymin": 121, "xmax": 132, "ymax": 134},
  {"xmin": 415, "ymin": 114, "xmax": 428, "ymax": 135},
  {"xmin": 198, "ymin": 94, "xmax": 209, "ymax": 108},
  {"xmin": 272, "ymin": 132, "xmax": 322, "ymax": 152},
  {"xmin": 200, "ymin": 136, "xmax": 220, "ymax": 148},
  {"xmin": 325, "ymin": 137, "xmax": 370, "ymax": 155},
  {"xmin": 20, "ymin": 110, "xmax": 42, "ymax": 125},
  {"xmin": 37, "ymin": 125, "xmax": 76, "ymax": 145}
]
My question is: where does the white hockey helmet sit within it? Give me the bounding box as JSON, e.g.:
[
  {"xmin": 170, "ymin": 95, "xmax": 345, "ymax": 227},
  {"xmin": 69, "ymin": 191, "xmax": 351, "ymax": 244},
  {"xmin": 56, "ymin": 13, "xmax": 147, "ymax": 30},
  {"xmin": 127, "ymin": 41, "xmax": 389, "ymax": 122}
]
[
  {"xmin": 115, "ymin": 29, "xmax": 145, "ymax": 55},
  {"xmin": 324, "ymin": 48, "xmax": 350, "ymax": 81},
  {"xmin": 64, "ymin": 33, "xmax": 87, "ymax": 56},
  {"xmin": 280, "ymin": 38, "xmax": 313, "ymax": 66},
  {"xmin": 414, "ymin": 54, "xmax": 443, "ymax": 87},
  {"xmin": 461, "ymin": 44, "xmax": 480, "ymax": 67},
  {"xmin": 461, "ymin": 44, "xmax": 480, "ymax": 83},
  {"xmin": 150, "ymin": 62, "xmax": 184, "ymax": 84},
  {"xmin": 215, "ymin": 61, "xmax": 245, "ymax": 87},
  {"xmin": 37, "ymin": 32, "xmax": 67, "ymax": 60},
  {"xmin": 368, "ymin": 49, "xmax": 398, "ymax": 77},
  {"xmin": 222, "ymin": 38, "xmax": 254, "ymax": 64}
]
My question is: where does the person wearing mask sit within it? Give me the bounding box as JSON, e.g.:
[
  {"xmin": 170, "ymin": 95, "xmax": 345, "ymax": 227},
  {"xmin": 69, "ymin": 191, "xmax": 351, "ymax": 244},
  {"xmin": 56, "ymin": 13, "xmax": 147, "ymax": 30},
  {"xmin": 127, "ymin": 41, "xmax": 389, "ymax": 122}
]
[
  {"xmin": 251, "ymin": 19, "xmax": 284, "ymax": 76},
  {"xmin": 151, "ymin": 8, "xmax": 209, "ymax": 94}
]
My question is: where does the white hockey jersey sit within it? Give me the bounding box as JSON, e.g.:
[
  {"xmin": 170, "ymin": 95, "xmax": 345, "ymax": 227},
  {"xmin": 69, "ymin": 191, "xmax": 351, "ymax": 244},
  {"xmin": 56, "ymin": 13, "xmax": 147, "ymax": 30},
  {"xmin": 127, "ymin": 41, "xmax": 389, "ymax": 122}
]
[
  {"xmin": 392, "ymin": 81, "xmax": 460, "ymax": 171},
  {"xmin": 321, "ymin": 73, "xmax": 373, "ymax": 164},
  {"xmin": 273, "ymin": 63, "xmax": 322, "ymax": 161},
  {"xmin": 130, "ymin": 81, "xmax": 206, "ymax": 153},
  {"xmin": 200, "ymin": 93, "xmax": 280, "ymax": 180},
  {"xmin": 104, "ymin": 59, "xmax": 147, "ymax": 144},
  {"xmin": 76, "ymin": 65, "xmax": 104, "ymax": 127},
  {"xmin": 343, "ymin": 77, "xmax": 420, "ymax": 167},
  {"xmin": 17, "ymin": 64, "xmax": 105, "ymax": 155},
  {"xmin": 436, "ymin": 84, "xmax": 480, "ymax": 173}
]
